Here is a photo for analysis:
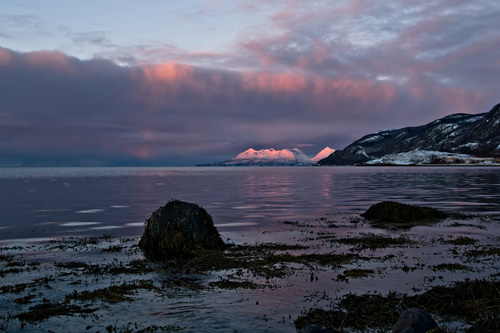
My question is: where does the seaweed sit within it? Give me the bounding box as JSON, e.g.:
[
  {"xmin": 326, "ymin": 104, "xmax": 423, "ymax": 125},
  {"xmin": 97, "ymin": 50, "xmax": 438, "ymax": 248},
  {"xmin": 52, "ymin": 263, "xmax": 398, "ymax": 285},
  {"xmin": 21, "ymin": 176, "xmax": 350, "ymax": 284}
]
[
  {"xmin": 16, "ymin": 302, "xmax": 97, "ymax": 323},
  {"xmin": 295, "ymin": 293, "xmax": 401, "ymax": 332},
  {"xmin": 405, "ymin": 279, "xmax": 500, "ymax": 322},
  {"xmin": 208, "ymin": 278, "xmax": 262, "ymax": 289},
  {"xmin": 1, "ymin": 282, "xmax": 31, "ymax": 294},
  {"xmin": 337, "ymin": 268, "xmax": 375, "ymax": 281},
  {"xmin": 295, "ymin": 279, "xmax": 500, "ymax": 332},
  {"xmin": 66, "ymin": 280, "xmax": 159, "ymax": 303},
  {"xmin": 13, "ymin": 294, "xmax": 36, "ymax": 304},
  {"xmin": 333, "ymin": 233, "xmax": 416, "ymax": 250},
  {"xmin": 105, "ymin": 322, "xmax": 185, "ymax": 332},
  {"xmin": 443, "ymin": 236, "xmax": 477, "ymax": 246},
  {"xmin": 465, "ymin": 247, "xmax": 500, "ymax": 257},
  {"xmin": 102, "ymin": 245, "xmax": 124, "ymax": 253},
  {"xmin": 0, "ymin": 254, "xmax": 13, "ymax": 261},
  {"xmin": 54, "ymin": 259, "xmax": 154, "ymax": 276},
  {"xmin": 432, "ymin": 263, "xmax": 471, "ymax": 272},
  {"xmin": 448, "ymin": 222, "xmax": 486, "ymax": 230},
  {"xmin": 161, "ymin": 276, "xmax": 205, "ymax": 291},
  {"xmin": 182, "ymin": 244, "xmax": 360, "ymax": 280}
]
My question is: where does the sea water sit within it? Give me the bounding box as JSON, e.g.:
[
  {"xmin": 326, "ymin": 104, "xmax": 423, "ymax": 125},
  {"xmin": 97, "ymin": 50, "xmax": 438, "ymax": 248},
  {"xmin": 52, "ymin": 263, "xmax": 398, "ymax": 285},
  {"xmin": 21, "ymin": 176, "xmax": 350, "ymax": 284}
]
[{"xmin": 1, "ymin": 166, "xmax": 499, "ymax": 242}]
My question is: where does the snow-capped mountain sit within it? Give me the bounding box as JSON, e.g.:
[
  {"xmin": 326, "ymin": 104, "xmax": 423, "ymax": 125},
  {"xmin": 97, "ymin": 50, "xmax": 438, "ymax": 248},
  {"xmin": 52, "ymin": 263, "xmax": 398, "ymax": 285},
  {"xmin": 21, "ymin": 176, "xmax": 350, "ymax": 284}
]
[
  {"xmin": 319, "ymin": 103, "xmax": 500, "ymax": 165},
  {"xmin": 211, "ymin": 147, "xmax": 334, "ymax": 166},
  {"xmin": 311, "ymin": 147, "xmax": 336, "ymax": 163}
]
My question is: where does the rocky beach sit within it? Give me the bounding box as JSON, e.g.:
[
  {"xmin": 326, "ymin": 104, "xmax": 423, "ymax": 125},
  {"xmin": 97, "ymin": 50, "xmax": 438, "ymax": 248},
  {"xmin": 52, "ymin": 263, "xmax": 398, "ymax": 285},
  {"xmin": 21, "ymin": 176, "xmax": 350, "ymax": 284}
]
[{"xmin": 1, "ymin": 201, "xmax": 498, "ymax": 332}]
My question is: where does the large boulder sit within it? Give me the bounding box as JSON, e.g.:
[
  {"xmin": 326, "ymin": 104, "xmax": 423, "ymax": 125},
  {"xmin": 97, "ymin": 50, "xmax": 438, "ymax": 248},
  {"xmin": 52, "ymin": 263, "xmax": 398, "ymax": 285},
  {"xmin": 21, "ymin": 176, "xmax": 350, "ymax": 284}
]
[
  {"xmin": 139, "ymin": 200, "xmax": 225, "ymax": 256},
  {"xmin": 392, "ymin": 308, "xmax": 438, "ymax": 333}
]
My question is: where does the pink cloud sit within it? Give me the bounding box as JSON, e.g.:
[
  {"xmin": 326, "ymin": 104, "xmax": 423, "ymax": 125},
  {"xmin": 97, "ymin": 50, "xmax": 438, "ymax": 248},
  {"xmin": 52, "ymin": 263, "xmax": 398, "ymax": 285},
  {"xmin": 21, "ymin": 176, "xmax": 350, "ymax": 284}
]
[
  {"xmin": 0, "ymin": 47, "xmax": 14, "ymax": 66},
  {"xmin": 23, "ymin": 50, "xmax": 77, "ymax": 74},
  {"xmin": 241, "ymin": 71, "xmax": 307, "ymax": 93},
  {"xmin": 142, "ymin": 62, "xmax": 194, "ymax": 82},
  {"xmin": 131, "ymin": 59, "xmax": 400, "ymax": 118}
]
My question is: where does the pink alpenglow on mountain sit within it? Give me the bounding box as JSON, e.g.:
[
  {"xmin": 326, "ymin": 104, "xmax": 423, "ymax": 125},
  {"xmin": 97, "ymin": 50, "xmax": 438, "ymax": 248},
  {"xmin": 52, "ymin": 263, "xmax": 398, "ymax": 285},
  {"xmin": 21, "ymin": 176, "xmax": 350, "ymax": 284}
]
[
  {"xmin": 211, "ymin": 147, "xmax": 335, "ymax": 166},
  {"xmin": 235, "ymin": 148, "xmax": 311, "ymax": 164},
  {"xmin": 311, "ymin": 147, "xmax": 336, "ymax": 163}
]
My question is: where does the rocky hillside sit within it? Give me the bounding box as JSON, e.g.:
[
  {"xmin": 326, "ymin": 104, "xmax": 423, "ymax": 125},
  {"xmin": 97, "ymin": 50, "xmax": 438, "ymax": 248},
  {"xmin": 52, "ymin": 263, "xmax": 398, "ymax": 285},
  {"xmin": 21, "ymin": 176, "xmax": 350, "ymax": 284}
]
[{"xmin": 318, "ymin": 103, "xmax": 500, "ymax": 165}]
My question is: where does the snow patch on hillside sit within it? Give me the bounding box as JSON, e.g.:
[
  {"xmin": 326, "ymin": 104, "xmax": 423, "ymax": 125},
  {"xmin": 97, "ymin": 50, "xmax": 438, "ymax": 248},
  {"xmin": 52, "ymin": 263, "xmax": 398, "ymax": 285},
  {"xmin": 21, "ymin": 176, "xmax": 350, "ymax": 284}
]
[
  {"xmin": 358, "ymin": 134, "xmax": 383, "ymax": 144},
  {"xmin": 364, "ymin": 150, "xmax": 500, "ymax": 166}
]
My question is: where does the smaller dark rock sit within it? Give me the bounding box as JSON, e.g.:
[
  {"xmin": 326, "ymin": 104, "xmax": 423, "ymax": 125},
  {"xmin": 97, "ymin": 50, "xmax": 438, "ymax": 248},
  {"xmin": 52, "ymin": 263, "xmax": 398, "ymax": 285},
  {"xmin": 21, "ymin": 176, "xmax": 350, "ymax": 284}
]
[
  {"xmin": 139, "ymin": 200, "xmax": 225, "ymax": 256},
  {"xmin": 361, "ymin": 201, "xmax": 448, "ymax": 223},
  {"xmin": 392, "ymin": 308, "xmax": 438, "ymax": 333}
]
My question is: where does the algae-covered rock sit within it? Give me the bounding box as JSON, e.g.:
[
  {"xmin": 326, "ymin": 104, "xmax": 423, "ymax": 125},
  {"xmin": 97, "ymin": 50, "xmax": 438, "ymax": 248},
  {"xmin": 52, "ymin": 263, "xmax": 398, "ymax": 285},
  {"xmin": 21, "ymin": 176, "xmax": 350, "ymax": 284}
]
[
  {"xmin": 392, "ymin": 308, "xmax": 437, "ymax": 333},
  {"xmin": 139, "ymin": 200, "xmax": 225, "ymax": 256},
  {"xmin": 361, "ymin": 201, "xmax": 448, "ymax": 229}
]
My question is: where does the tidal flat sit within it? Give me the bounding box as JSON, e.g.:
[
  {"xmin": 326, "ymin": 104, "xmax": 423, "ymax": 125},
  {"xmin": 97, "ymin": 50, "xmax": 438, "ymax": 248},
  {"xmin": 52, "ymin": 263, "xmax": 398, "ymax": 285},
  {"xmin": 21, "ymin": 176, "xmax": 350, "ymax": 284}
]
[{"xmin": 1, "ymin": 212, "xmax": 499, "ymax": 332}]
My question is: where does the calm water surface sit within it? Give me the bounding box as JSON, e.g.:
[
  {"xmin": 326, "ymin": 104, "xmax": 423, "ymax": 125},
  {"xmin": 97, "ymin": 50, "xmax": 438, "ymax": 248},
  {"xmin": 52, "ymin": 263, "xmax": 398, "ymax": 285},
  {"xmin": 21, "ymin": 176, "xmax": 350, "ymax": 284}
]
[{"xmin": 1, "ymin": 166, "xmax": 499, "ymax": 241}]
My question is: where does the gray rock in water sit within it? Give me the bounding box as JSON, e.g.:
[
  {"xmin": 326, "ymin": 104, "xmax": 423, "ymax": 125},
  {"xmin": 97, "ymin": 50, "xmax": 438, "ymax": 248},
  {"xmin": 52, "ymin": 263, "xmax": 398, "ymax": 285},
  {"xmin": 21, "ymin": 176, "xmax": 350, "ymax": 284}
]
[
  {"xmin": 393, "ymin": 308, "xmax": 438, "ymax": 333},
  {"xmin": 139, "ymin": 200, "xmax": 225, "ymax": 256}
]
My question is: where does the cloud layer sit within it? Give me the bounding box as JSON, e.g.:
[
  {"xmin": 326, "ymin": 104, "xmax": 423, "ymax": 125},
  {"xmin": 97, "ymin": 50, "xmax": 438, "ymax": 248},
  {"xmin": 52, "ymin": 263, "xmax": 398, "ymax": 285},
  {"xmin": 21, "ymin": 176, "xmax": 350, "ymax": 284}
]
[{"xmin": 0, "ymin": 0, "xmax": 498, "ymax": 165}]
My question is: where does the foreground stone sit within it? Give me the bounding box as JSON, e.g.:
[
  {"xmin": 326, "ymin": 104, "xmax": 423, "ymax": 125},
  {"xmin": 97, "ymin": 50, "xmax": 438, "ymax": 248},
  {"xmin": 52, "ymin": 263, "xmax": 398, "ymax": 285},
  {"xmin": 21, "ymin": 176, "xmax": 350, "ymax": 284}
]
[
  {"xmin": 392, "ymin": 308, "xmax": 437, "ymax": 333},
  {"xmin": 139, "ymin": 200, "xmax": 225, "ymax": 256},
  {"xmin": 361, "ymin": 201, "xmax": 448, "ymax": 228}
]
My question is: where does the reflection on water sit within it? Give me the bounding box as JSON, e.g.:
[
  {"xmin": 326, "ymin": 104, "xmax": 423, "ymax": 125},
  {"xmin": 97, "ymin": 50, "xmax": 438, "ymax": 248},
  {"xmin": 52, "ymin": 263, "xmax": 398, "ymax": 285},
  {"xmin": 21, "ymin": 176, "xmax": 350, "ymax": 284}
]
[{"xmin": 0, "ymin": 166, "xmax": 499, "ymax": 240}]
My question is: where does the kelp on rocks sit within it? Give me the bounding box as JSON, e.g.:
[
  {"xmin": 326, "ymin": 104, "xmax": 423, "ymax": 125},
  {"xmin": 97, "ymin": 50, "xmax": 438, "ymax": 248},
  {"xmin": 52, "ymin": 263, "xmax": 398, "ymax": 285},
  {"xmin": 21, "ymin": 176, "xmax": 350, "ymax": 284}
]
[{"xmin": 295, "ymin": 279, "xmax": 500, "ymax": 332}]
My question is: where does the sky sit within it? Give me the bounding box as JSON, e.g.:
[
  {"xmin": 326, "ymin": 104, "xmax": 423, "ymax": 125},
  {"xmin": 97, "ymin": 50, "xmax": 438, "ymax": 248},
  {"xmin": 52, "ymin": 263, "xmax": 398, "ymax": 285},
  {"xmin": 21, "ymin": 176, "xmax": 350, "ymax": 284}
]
[{"xmin": 1, "ymin": 0, "xmax": 499, "ymax": 166}]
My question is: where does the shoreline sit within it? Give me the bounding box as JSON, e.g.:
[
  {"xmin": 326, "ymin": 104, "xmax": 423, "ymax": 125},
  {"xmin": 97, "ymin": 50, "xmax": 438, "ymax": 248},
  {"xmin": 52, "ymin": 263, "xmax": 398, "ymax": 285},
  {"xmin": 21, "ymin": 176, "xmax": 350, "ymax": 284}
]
[{"xmin": 1, "ymin": 211, "xmax": 499, "ymax": 332}]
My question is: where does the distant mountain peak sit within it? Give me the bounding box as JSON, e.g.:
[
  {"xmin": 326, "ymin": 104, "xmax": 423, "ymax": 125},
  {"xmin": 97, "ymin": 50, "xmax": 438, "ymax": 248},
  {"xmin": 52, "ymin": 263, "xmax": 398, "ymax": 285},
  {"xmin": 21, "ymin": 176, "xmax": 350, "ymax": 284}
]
[
  {"xmin": 231, "ymin": 147, "xmax": 312, "ymax": 165},
  {"xmin": 210, "ymin": 147, "xmax": 334, "ymax": 166},
  {"xmin": 311, "ymin": 147, "xmax": 336, "ymax": 162},
  {"xmin": 235, "ymin": 148, "xmax": 307, "ymax": 161}
]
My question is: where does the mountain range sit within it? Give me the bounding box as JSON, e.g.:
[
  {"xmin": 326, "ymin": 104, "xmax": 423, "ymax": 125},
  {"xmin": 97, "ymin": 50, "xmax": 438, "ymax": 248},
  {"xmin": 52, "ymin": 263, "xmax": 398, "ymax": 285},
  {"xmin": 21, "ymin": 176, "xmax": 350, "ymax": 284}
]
[
  {"xmin": 318, "ymin": 103, "xmax": 500, "ymax": 166},
  {"xmin": 209, "ymin": 147, "xmax": 335, "ymax": 166}
]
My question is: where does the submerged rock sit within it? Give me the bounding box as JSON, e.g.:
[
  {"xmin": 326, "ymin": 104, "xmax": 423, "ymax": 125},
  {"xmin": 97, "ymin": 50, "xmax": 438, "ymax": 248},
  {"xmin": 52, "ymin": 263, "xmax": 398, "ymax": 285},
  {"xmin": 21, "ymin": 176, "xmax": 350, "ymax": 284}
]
[
  {"xmin": 138, "ymin": 200, "xmax": 225, "ymax": 256},
  {"xmin": 361, "ymin": 201, "xmax": 448, "ymax": 229},
  {"xmin": 392, "ymin": 308, "xmax": 437, "ymax": 333}
]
